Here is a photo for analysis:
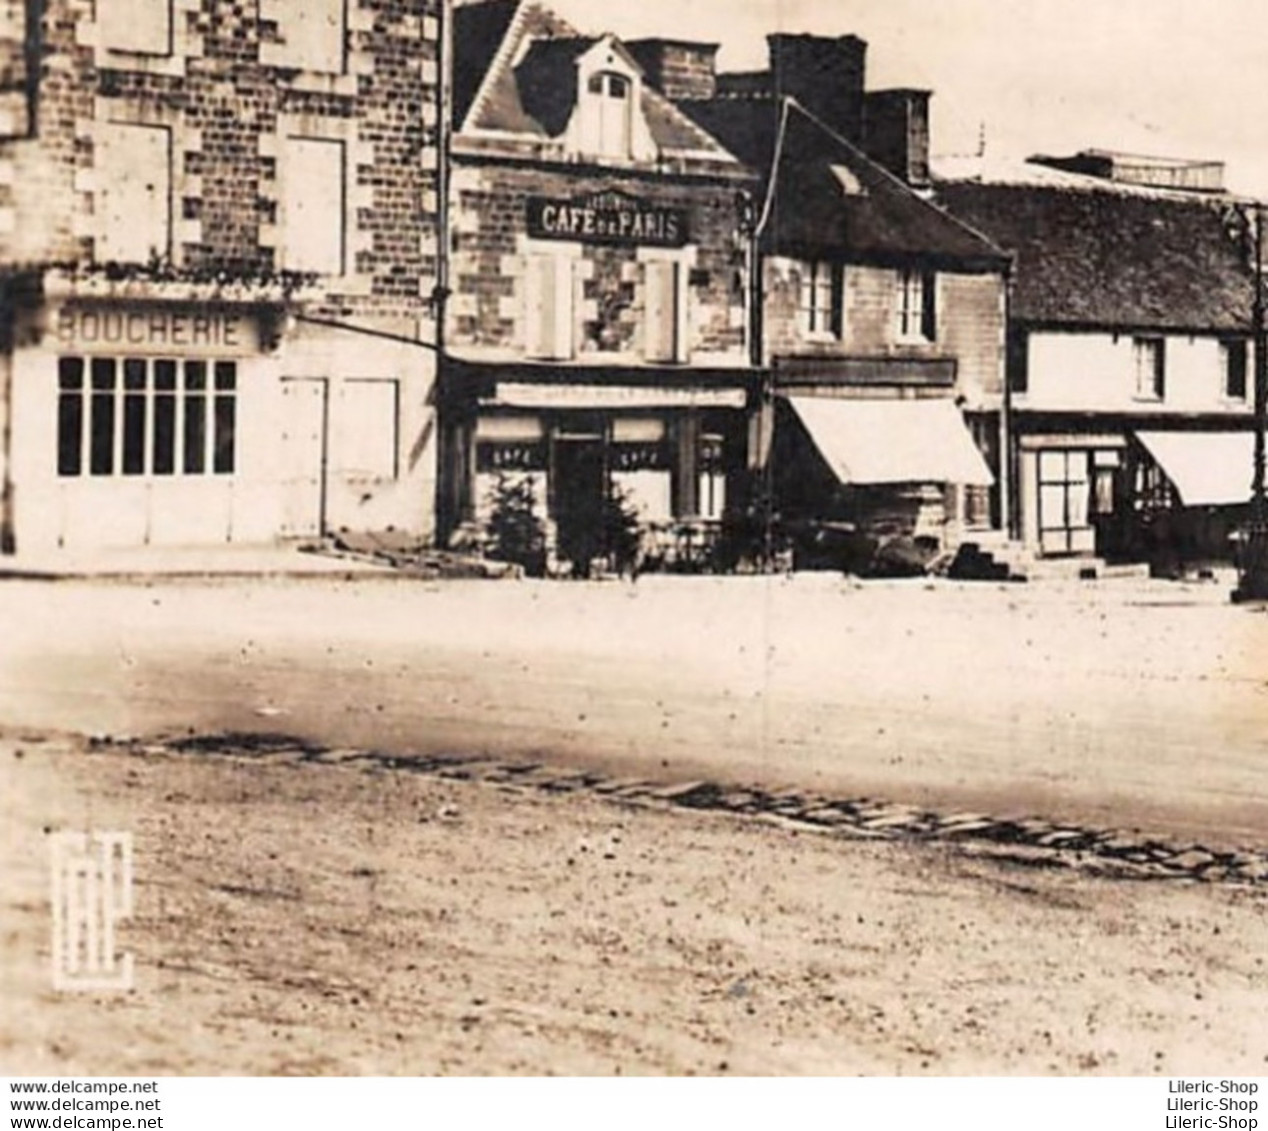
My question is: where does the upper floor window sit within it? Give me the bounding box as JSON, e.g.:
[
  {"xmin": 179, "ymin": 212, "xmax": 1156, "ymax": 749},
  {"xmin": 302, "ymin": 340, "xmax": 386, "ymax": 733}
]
[
  {"xmin": 266, "ymin": 0, "xmax": 346, "ymax": 74},
  {"xmin": 799, "ymin": 261, "xmax": 843, "ymax": 339},
  {"xmin": 96, "ymin": 122, "xmax": 172, "ymax": 265},
  {"xmin": 896, "ymin": 268, "xmax": 936, "ymax": 343},
  {"xmin": 281, "ymin": 137, "xmax": 346, "ymax": 276},
  {"xmin": 583, "ymin": 71, "xmax": 632, "ymax": 160},
  {"xmin": 1132, "ymin": 336, "xmax": 1166, "ymax": 401},
  {"xmin": 100, "ymin": 0, "xmax": 172, "ymax": 56},
  {"xmin": 1222, "ymin": 338, "xmax": 1249, "ymax": 401}
]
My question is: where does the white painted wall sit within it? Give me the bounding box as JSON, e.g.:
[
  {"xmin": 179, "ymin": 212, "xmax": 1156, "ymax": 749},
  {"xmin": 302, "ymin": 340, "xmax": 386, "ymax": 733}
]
[
  {"xmin": 9, "ymin": 311, "xmax": 437, "ymax": 553},
  {"xmin": 1022, "ymin": 331, "xmax": 1252, "ymax": 416}
]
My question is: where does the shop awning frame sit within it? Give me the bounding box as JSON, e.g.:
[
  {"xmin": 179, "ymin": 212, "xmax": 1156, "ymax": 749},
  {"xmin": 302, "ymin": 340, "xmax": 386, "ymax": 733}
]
[
  {"xmin": 1135, "ymin": 430, "xmax": 1255, "ymax": 507},
  {"xmin": 786, "ymin": 395, "xmax": 995, "ymax": 487}
]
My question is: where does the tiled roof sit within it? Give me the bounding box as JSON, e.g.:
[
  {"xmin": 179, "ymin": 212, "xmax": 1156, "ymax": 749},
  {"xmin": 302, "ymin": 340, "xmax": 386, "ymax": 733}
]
[
  {"xmin": 934, "ymin": 175, "xmax": 1256, "ymax": 331},
  {"xmin": 514, "ymin": 36, "xmax": 598, "ymax": 137},
  {"xmin": 685, "ymin": 97, "xmax": 1007, "ymax": 269}
]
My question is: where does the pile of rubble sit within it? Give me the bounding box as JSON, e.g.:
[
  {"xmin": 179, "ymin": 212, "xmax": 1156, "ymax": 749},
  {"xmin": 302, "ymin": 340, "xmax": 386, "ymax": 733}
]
[{"xmin": 302, "ymin": 530, "xmax": 524, "ymax": 579}]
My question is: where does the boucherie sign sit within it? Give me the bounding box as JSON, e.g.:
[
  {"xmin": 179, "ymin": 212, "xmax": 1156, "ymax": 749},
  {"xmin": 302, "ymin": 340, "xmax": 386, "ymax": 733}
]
[{"xmin": 526, "ymin": 190, "xmax": 688, "ymax": 248}]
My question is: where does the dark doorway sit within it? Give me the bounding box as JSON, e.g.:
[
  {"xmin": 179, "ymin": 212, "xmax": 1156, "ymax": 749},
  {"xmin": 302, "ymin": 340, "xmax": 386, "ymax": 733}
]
[{"xmin": 553, "ymin": 437, "xmax": 606, "ymax": 572}]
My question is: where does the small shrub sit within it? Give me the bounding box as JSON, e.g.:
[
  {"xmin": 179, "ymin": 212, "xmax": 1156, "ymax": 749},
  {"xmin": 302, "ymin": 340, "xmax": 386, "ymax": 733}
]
[
  {"xmin": 484, "ymin": 473, "xmax": 546, "ymax": 577},
  {"xmin": 602, "ymin": 484, "xmax": 644, "ymax": 576}
]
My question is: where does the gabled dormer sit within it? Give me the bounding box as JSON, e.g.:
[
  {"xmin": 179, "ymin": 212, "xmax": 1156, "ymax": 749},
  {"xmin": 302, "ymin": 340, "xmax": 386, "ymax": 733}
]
[
  {"xmin": 569, "ymin": 37, "xmax": 656, "ymax": 163},
  {"xmin": 511, "ymin": 34, "xmax": 656, "ymax": 165},
  {"xmin": 454, "ymin": 1, "xmax": 737, "ymax": 170}
]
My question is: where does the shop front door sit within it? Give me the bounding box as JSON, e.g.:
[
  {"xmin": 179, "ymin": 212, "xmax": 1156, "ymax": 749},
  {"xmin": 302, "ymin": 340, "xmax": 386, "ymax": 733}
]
[
  {"xmin": 1037, "ymin": 449, "xmax": 1095, "ymax": 555},
  {"xmin": 553, "ymin": 437, "xmax": 606, "ymax": 570},
  {"xmin": 279, "ymin": 377, "xmax": 329, "ymax": 538}
]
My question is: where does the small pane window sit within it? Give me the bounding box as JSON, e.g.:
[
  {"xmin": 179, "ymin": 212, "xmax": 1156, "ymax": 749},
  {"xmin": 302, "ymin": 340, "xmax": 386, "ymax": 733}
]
[
  {"xmin": 183, "ymin": 384, "xmax": 206, "ymax": 474},
  {"xmin": 90, "ymin": 363, "xmax": 116, "ymax": 476},
  {"xmin": 57, "ymin": 361, "xmax": 84, "ymax": 477},
  {"xmin": 91, "ymin": 358, "xmax": 117, "ymax": 391},
  {"xmin": 59, "ymin": 357, "xmax": 85, "ymax": 391},
  {"xmin": 153, "ymin": 389, "xmax": 177, "ymax": 475}
]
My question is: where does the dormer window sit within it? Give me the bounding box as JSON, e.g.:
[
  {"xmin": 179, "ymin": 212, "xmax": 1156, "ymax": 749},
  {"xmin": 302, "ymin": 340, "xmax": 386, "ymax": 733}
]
[{"xmin": 585, "ymin": 70, "xmax": 632, "ymax": 159}]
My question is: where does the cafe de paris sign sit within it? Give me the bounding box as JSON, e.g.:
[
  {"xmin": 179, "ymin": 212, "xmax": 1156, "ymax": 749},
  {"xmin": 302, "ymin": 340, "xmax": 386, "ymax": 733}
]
[{"xmin": 526, "ymin": 190, "xmax": 689, "ymax": 248}]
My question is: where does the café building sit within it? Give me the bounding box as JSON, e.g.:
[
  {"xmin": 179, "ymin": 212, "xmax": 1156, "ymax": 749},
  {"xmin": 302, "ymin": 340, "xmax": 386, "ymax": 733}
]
[{"xmin": 439, "ymin": 0, "xmax": 757, "ymax": 567}]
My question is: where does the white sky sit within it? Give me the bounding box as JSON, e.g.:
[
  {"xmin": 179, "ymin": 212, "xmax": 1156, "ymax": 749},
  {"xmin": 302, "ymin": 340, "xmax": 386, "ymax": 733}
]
[{"xmin": 548, "ymin": 0, "xmax": 1268, "ymax": 195}]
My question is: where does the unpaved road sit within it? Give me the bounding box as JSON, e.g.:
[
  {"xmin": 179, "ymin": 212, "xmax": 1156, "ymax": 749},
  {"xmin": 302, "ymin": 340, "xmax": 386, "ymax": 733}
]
[
  {"xmin": 1, "ymin": 576, "xmax": 1266, "ymax": 846},
  {"xmin": 3, "ymin": 732, "xmax": 1267, "ymax": 1076}
]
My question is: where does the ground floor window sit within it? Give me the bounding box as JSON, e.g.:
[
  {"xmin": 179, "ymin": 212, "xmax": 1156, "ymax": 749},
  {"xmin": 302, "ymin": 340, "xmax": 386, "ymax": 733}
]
[
  {"xmin": 58, "ymin": 356, "xmax": 237, "ymax": 478},
  {"xmin": 1038, "ymin": 449, "xmax": 1094, "ymax": 555}
]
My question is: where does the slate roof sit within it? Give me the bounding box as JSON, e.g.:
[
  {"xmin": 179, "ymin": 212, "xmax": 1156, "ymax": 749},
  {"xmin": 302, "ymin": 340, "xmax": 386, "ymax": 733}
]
[
  {"xmin": 935, "ymin": 174, "xmax": 1256, "ymax": 331},
  {"xmin": 685, "ymin": 97, "xmax": 1007, "ymax": 271},
  {"xmin": 452, "ymin": 0, "xmax": 521, "ymax": 129},
  {"xmin": 452, "ymin": 0, "xmax": 735, "ymax": 158}
]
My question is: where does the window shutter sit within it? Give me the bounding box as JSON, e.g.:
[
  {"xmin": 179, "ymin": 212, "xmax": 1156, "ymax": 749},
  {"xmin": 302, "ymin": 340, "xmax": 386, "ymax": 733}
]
[
  {"xmin": 829, "ymin": 264, "xmax": 845, "ymax": 339},
  {"xmin": 552, "ymin": 257, "xmax": 575, "ymax": 360},
  {"xmin": 98, "ymin": 123, "xmax": 171, "ymax": 264},
  {"xmin": 100, "ymin": 0, "xmax": 172, "ymax": 55},
  {"xmin": 644, "ymin": 259, "xmax": 680, "ymax": 363},
  {"xmin": 525, "ymin": 255, "xmax": 573, "ymax": 361},
  {"xmin": 921, "ymin": 270, "xmax": 937, "ymax": 342},
  {"xmin": 524, "ymin": 255, "xmax": 551, "ymax": 359},
  {"xmin": 271, "ymin": 0, "xmax": 346, "ymax": 73},
  {"xmin": 282, "ymin": 137, "xmax": 345, "ymax": 275}
]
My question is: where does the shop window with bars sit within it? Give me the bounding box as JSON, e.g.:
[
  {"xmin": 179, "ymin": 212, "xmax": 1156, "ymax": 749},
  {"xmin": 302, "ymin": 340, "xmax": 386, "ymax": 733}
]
[{"xmin": 58, "ymin": 357, "xmax": 236, "ymax": 478}]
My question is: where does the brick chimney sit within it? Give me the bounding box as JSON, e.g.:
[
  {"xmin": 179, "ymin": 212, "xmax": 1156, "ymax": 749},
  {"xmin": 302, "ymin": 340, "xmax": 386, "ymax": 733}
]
[
  {"xmin": 863, "ymin": 89, "xmax": 931, "ymax": 186},
  {"xmin": 766, "ymin": 33, "xmax": 867, "ymax": 141},
  {"xmin": 625, "ymin": 38, "xmax": 720, "ymax": 101}
]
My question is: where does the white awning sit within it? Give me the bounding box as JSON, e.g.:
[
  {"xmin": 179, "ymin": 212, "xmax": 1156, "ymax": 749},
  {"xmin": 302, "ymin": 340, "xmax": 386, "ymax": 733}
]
[
  {"xmin": 787, "ymin": 396, "xmax": 994, "ymax": 486},
  {"xmin": 1135, "ymin": 431, "xmax": 1254, "ymax": 506},
  {"xmin": 492, "ymin": 383, "xmax": 746, "ymax": 410}
]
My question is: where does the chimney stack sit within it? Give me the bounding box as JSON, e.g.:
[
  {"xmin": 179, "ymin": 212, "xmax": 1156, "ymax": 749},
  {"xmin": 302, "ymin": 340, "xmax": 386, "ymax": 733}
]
[
  {"xmin": 863, "ymin": 89, "xmax": 931, "ymax": 186},
  {"xmin": 625, "ymin": 38, "xmax": 720, "ymax": 101},
  {"xmin": 766, "ymin": 33, "xmax": 867, "ymax": 141}
]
